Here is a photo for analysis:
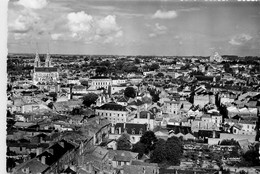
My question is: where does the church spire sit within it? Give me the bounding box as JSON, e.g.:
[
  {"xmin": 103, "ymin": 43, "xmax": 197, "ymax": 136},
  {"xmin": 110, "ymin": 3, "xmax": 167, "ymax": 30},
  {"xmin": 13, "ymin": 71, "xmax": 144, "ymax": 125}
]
[
  {"xmin": 45, "ymin": 43, "xmax": 52, "ymax": 67},
  {"xmin": 34, "ymin": 44, "xmax": 41, "ymax": 67}
]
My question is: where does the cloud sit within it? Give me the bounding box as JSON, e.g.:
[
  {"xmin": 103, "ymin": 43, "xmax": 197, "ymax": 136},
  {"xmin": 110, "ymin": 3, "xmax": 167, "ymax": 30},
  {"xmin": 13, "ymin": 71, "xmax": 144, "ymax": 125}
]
[
  {"xmin": 229, "ymin": 34, "xmax": 252, "ymax": 46},
  {"xmin": 155, "ymin": 23, "xmax": 167, "ymax": 32},
  {"xmin": 96, "ymin": 15, "xmax": 121, "ymax": 35},
  {"xmin": 152, "ymin": 10, "xmax": 177, "ymax": 19},
  {"xmin": 8, "ymin": 9, "xmax": 40, "ymax": 33},
  {"xmin": 149, "ymin": 33, "xmax": 156, "ymax": 38},
  {"xmin": 51, "ymin": 33, "xmax": 63, "ymax": 40},
  {"xmin": 13, "ymin": 33, "xmax": 28, "ymax": 40},
  {"xmin": 148, "ymin": 23, "xmax": 167, "ymax": 38},
  {"xmin": 15, "ymin": 0, "xmax": 48, "ymax": 9},
  {"xmin": 66, "ymin": 12, "xmax": 123, "ymax": 44},
  {"xmin": 179, "ymin": 7, "xmax": 200, "ymax": 12},
  {"xmin": 67, "ymin": 11, "xmax": 93, "ymax": 39}
]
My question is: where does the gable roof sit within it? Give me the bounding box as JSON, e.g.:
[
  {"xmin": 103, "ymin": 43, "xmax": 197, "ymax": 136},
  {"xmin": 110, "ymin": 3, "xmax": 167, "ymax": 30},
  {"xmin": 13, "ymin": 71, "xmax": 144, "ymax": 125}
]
[
  {"xmin": 13, "ymin": 158, "xmax": 49, "ymax": 174},
  {"xmin": 97, "ymin": 102, "xmax": 128, "ymax": 111},
  {"xmin": 108, "ymin": 150, "xmax": 138, "ymax": 162},
  {"xmin": 115, "ymin": 123, "xmax": 147, "ymax": 135},
  {"xmin": 36, "ymin": 139, "xmax": 75, "ymax": 166}
]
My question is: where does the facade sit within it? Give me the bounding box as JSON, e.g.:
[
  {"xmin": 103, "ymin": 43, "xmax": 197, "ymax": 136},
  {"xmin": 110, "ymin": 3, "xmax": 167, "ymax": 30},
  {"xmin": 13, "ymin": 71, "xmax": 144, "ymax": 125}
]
[
  {"xmin": 163, "ymin": 100, "xmax": 180, "ymax": 115},
  {"xmin": 112, "ymin": 78, "xmax": 127, "ymax": 85},
  {"xmin": 33, "ymin": 52, "xmax": 59, "ymax": 86},
  {"xmin": 95, "ymin": 102, "xmax": 129, "ymax": 125},
  {"xmin": 88, "ymin": 76, "xmax": 112, "ymax": 90},
  {"xmin": 109, "ymin": 123, "xmax": 147, "ymax": 144}
]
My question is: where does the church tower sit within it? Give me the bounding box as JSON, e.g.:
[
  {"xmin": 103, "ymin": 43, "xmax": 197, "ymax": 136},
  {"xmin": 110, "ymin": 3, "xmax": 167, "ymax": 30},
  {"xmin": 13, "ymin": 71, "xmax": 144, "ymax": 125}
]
[
  {"xmin": 34, "ymin": 52, "xmax": 41, "ymax": 67},
  {"xmin": 45, "ymin": 52, "xmax": 52, "ymax": 67}
]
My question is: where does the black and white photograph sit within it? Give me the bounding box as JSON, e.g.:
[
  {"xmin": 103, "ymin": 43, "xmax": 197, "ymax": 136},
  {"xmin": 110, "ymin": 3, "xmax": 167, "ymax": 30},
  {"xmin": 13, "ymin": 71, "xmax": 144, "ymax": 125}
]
[{"xmin": 4, "ymin": 0, "xmax": 260, "ymax": 173}]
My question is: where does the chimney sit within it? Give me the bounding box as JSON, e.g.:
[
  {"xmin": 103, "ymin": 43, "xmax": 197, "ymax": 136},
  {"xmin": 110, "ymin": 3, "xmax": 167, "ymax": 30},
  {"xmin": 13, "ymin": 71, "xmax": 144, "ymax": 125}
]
[
  {"xmin": 137, "ymin": 107, "xmax": 140, "ymax": 119},
  {"xmin": 48, "ymin": 148, "xmax": 54, "ymax": 155},
  {"xmin": 64, "ymin": 165, "xmax": 68, "ymax": 170},
  {"xmin": 213, "ymin": 130, "xmax": 216, "ymax": 138},
  {"xmin": 147, "ymin": 112, "xmax": 150, "ymax": 120},
  {"xmin": 123, "ymin": 122, "xmax": 126, "ymax": 129},
  {"xmin": 60, "ymin": 141, "xmax": 65, "ymax": 148},
  {"xmin": 36, "ymin": 147, "xmax": 42, "ymax": 156},
  {"xmin": 41, "ymin": 156, "xmax": 46, "ymax": 164},
  {"xmin": 118, "ymin": 127, "xmax": 122, "ymax": 134},
  {"xmin": 111, "ymin": 125, "xmax": 115, "ymax": 134}
]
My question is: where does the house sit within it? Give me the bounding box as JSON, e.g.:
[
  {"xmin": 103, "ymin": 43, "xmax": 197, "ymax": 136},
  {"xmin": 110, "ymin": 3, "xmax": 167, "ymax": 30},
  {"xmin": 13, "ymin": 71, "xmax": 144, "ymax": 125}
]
[
  {"xmin": 224, "ymin": 119, "xmax": 256, "ymax": 135},
  {"xmin": 79, "ymin": 146, "xmax": 113, "ymax": 174},
  {"xmin": 88, "ymin": 76, "xmax": 112, "ymax": 90},
  {"xmin": 162, "ymin": 99, "xmax": 180, "ymax": 116},
  {"xmin": 121, "ymin": 162, "xmax": 159, "ymax": 174},
  {"xmin": 129, "ymin": 111, "xmax": 155, "ymax": 130},
  {"xmin": 95, "ymin": 102, "xmax": 129, "ymax": 125},
  {"xmin": 193, "ymin": 91, "xmax": 215, "ymax": 108},
  {"xmin": 12, "ymin": 139, "xmax": 77, "ymax": 174},
  {"xmin": 109, "ymin": 123, "xmax": 147, "ymax": 144},
  {"xmin": 108, "ymin": 150, "xmax": 138, "ymax": 168}
]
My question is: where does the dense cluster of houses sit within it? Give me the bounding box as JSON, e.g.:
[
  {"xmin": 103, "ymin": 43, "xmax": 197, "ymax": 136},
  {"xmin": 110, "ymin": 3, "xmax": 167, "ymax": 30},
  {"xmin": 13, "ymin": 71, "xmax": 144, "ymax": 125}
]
[{"xmin": 6, "ymin": 53, "xmax": 260, "ymax": 174}]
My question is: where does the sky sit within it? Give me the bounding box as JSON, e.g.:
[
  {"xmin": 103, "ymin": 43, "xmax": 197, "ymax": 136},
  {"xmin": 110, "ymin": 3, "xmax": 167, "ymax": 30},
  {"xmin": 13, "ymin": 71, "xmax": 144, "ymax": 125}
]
[{"xmin": 7, "ymin": 0, "xmax": 260, "ymax": 56}]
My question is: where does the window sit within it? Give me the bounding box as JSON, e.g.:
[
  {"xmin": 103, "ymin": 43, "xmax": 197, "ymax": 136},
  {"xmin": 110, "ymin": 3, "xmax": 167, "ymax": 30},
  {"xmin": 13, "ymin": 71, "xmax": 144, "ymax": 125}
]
[{"xmin": 132, "ymin": 129, "xmax": 135, "ymax": 134}]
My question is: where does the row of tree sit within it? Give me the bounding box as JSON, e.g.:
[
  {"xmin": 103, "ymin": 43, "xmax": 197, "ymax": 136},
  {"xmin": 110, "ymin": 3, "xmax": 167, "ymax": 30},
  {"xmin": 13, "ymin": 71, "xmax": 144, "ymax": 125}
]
[{"xmin": 117, "ymin": 131, "xmax": 183, "ymax": 165}]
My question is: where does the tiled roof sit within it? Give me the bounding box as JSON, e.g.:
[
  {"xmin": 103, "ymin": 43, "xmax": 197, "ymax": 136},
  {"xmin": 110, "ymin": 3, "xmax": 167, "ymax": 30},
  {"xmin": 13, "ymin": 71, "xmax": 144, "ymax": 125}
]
[
  {"xmin": 36, "ymin": 139, "xmax": 75, "ymax": 166},
  {"xmin": 128, "ymin": 99, "xmax": 144, "ymax": 106},
  {"xmin": 115, "ymin": 123, "xmax": 147, "ymax": 135},
  {"xmin": 89, "ymin": 76, "xmax": 110, "ymax": 79},
  {"xmin": 166, "ymin": 125, "xmax": 192, "ymax": 135},
  {"xmin": 109, "ymin": 150, "xmax": 138, "ymax": 162},
  {"xmin": 13, "ymin": 158, "xmax": 49, "ymax": 174},
  {"xmin": 35, "ymin": 67, "xmax": 58, "ymax": 72},
  {"xmin": 117, "ymin": 96, "xmax": 129, "ymax": 103},
  {"xmin": 122, "ymin": 164, "xmax": 159, "ymax": 174},
  {"xmin": 139, "ymin": 111, "xmax": 155, "ymax": 119},
  {"xmin": 97, "ymin": 102, "xmax": 128, "ymax": 111}
]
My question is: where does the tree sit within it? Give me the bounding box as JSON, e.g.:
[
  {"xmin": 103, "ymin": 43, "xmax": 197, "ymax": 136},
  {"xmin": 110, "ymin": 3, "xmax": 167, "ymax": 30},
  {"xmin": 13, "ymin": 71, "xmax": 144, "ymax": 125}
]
[
  {"xmin": 156, "ymin": 72, "xmax": 164, "ymax": 78},
  {"xmin": 140, "ymin": 131, "xmax": 158, "ymax": 153},
  {"xmin": 165, "ymin": 136, "xmax": 183, "ymax": 165},
  {"xmin": 124, "ymin": 87, "xmax": 136, "ymax": 98},
  {"xmin": 150, "ymin": 63, "xmax": 160, "ymax": 71},
  {"xmin": 47, "ymin": 102, "xmax": 54, "ymax": 109},
  {"xmin": 82, "ymin": 93, "xmax": 98, "ymax": 107},
  {"xmin": 241, "ymin": 146, "xmax": 260, "ymax": 166},
  {"xmin": 132, "ymin": 142, "xmax": 146, "ymax": 159},
  {"xmin": 96, "ymin": 66, "xmax": 107, "ymax": 75},
  {"xmin": 81, "ymin": 80, "xmax": 88, "ymax": 87},
  {"xmin": 220, "ymin": 139, "xmax": 239, "ymax": 146},
  {"xmin": 150, "ymin": 138, "xmax": 167, "ymax": 163},
  {"xmin": 135, "ymin": 58, "xmax": 141, "ymax": 64},
  {"xmin": 49, "ymin": 92, "xmax": 57, "ymax": 102},
  {"xmin": 117, "ymin": 133, "xmax": 131, "ymax": 151}
]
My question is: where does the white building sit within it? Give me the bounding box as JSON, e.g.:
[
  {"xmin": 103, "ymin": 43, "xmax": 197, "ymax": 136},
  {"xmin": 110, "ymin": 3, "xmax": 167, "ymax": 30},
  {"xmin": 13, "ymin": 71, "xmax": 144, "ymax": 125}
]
[
  {"xmin": 95, "ymin": 102, "xmax": 129, "ymax": 125},
  {"xmin": 33, "ymin": 52, "xmax": 59, "ymax": 86},
  {"xmin": 88, "ymin": 76, "xmax": 112, "ymax": 90}
]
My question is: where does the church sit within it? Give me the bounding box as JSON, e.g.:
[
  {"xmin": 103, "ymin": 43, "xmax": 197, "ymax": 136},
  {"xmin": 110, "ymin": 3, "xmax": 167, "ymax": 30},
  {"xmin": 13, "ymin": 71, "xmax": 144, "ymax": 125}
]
[{"xmin": 33, "ymin": 52, "xmax": 59, "ymax": 86}]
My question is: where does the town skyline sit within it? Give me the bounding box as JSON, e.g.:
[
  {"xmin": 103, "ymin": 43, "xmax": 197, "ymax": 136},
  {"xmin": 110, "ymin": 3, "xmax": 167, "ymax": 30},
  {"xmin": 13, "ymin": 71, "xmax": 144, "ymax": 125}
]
[{"xmin": 7, "ymin": 0, "xmax": 260, "ymax": 56}]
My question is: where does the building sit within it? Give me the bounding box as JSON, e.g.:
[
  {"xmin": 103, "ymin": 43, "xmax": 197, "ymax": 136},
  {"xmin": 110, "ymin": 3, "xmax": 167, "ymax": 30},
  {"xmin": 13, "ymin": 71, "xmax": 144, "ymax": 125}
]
[
  {"xmin": 109, "ymin": 123, "xmax": 147, "ymax": 144},
  {"xmin": 33, "ymin": 52, "xmax": 59, "ymax": 86},
  {"xmin": 209, "ymin": 52, "xmax": 223, "ymax": 62},
  {"xmin": 95, "ymin": 102, "xmax": 129, "ymax": 125},
  {"xmin": 88, "ymin": 76, "xmax": 112, "ymax": 90}
]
